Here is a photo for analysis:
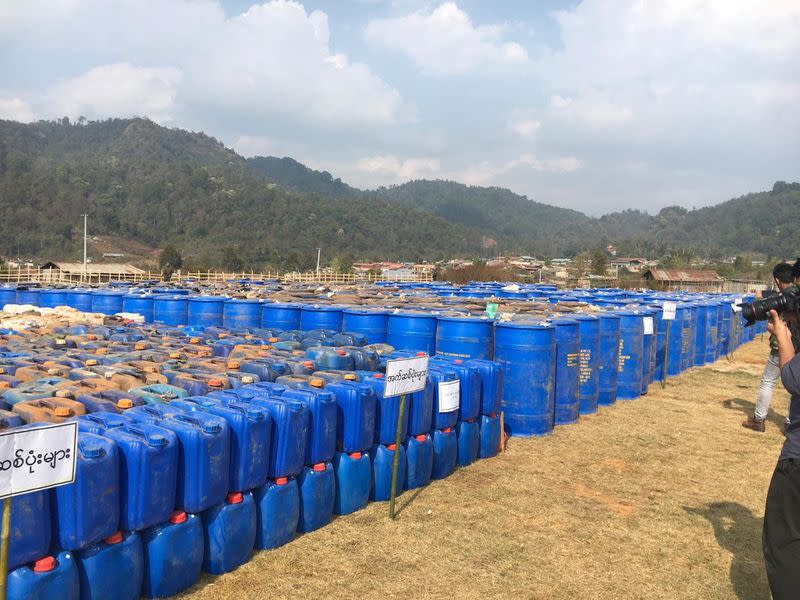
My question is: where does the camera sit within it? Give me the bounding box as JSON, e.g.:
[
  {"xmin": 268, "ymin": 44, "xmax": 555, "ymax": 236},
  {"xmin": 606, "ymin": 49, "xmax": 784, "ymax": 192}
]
[{"xmin": 741, "ymin": 284, "xmax": 800, "ymax": 327}]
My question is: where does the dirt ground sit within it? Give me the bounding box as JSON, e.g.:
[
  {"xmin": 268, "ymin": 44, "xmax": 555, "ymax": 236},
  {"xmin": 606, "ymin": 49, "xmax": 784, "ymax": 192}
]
[{"xmin": 180, "ymin": 336, "xmax": 787, "ymax": 600}]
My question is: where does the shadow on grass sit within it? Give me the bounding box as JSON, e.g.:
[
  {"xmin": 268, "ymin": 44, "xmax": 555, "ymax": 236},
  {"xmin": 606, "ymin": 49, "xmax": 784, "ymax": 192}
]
[
  {"xmin": 394, "ymin": 485, "xmax": 425, "ymax": 518},
  {"xmin": 722, "ymin": 397, "xmax": 788, "ymax": 430},
  {"xmin": 685, "ymin": 502, "xmax": 770, "ymax": 600}
]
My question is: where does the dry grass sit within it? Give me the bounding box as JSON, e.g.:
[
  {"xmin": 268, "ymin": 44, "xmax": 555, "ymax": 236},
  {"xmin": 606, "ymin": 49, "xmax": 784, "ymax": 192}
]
[{"xmin": 180, "ymin": 336, "xmax": 787, "ymax": 600}]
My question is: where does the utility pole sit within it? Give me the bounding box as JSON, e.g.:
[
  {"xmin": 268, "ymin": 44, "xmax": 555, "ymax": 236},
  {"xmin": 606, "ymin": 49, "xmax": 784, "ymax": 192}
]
[
  {"xmin": 81, "ymin": 214, "xmax": 88, "ymax": 282},
  {"xmin": 316, "ymin": 248, "xmax": 321, "ymax": 277}
]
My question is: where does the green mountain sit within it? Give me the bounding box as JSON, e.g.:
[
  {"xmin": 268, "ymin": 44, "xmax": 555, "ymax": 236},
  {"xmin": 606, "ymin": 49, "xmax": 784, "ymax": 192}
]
[
  {"xmin": 0, "ymin": 118, "xmax": 485, "ymax": 268},
  {"xmin": 0, "ymin": 117, "xmax": 796, "ymax": 269}
]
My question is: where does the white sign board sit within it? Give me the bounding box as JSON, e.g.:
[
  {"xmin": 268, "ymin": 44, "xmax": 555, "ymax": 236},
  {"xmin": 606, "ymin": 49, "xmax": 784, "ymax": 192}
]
[
  {"xmin": 643, "ymin": 317, "xmax": 654, "ymax": 335},
  {"xmin": 731, "ymin": 298, "xmax": 743, "ymax": 313},
  {"xmin": 662, "ymin": 302, "xmax": 677, "ymax": 321},
  {"xmin": 438, "ymin": 380, "xmax": 460, "ymax": 413},
  {"xmin": 0, "ymin": 422, "xmax": 77, "ymax": 499},
  {"xmin": 384, "ymin": 356, "xmax": 430, "ymax": 398}
]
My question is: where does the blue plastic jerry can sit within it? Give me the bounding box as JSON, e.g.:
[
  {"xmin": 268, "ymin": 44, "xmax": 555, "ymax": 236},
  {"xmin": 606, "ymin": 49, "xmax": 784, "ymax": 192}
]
[
  {"xmin": 202, "ymin": 491, "xmax": 256, "ymax": 575},
  {"xmin": 254, "ymin": 477, "xmax": 300, "ymax": 550},
  {"xmin": 479, "ymin": 413, "xmax": 501, "ymax": 459},
  {"xmin": 141, "ymin": 511, "xmax": 204, "ymax": 598},
  {"xmin": 431, "ymin": 427, "xmax": 457, "ymax": 480},
  {"xmin": 456, "ymin": 419, "xmax": 480, "ymax": 467},
  {"xmin": 370, "ymin": 443, "xmax": 406, "ymax": 502},
  {"xmin": 332, "ymin": 450, "xmax": 371, "ymax": 515},
  {"xmin": 404, "ymin": 434, "xmax": 433, "ymax": 490},
  {"xmin": 297, "ymin": 462, "xmax": 335, "ymax": 533},
  {"xmin": 8, "ymin": 551, "xmax": 79, "ymax": 600},
  {"xmin": 76, "ymin": 531, "xmax": 143, "ymax": 600}
]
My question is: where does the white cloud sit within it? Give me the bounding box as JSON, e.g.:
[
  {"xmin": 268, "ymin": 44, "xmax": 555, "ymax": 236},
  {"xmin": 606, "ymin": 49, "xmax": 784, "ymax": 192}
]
[
  {"xmin": 46, "ymin": 63, "xmax": 180, "ymax": 123},
  {"xmin": 451, "ymin": 153, "xmax": 583, "ymax": 186},
  {"xmin": 507, "ymin": 117, "xmax": 540, "ymax": 138},
  {"xmin": 0, "ymin": 97, "xmax": 37, "ymax": 122},
  {"xmin": 233, "ymin": 135, "xmax": 279, "ymax": 158},
  {"xmin": 355, "ymin": 155, "xmax": 441, "ymax": 181},
  {"xmin": 0, "ymin": 1, "xmax": 404, "ymax": 130},
  {"xmin": 364, "ymin": 2, "xmax": 527, "ymax": 75}
]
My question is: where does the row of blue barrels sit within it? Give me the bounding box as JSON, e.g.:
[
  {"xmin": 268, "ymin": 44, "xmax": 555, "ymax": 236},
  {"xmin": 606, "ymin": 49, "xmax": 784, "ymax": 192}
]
[{"xmin": 497, "ymin": 302, "xmax": 762, "ymax": 437}]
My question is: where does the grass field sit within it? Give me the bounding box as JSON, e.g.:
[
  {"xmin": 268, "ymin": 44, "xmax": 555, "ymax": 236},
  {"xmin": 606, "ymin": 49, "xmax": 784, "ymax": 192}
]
[{"xmin": 180, "ymin": 337, "xmax": 787, "ymax": 600}]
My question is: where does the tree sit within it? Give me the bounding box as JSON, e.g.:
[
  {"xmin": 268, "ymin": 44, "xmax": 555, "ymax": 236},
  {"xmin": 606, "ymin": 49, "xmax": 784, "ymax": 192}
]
[
  {"xmin": 573, "ymin": 251, "xmax": 592, "ymax": 276},
  {"xmin": 222, "ymin": 246, "xmax": 244, "ymax": 271},
  {"xmin": 330, "ymin": 254, "xmax": 353, "ymax": 274},
  {"xmin": 158, "ymin": 244, "xmax": 182, "ymax": 281},
  {"xmin": 590, "ymin": 250, "xmax": 608, "ymax": 276}
]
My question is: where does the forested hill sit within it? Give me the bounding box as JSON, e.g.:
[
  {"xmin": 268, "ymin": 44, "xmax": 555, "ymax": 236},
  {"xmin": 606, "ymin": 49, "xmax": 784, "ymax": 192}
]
[
  {"xmin": 0, "ymin": 118, "xmax": 486, "ymax": 268},
  {"xmin": 0, "ymin": 117, "xmax": 797, "ymax": 268}
]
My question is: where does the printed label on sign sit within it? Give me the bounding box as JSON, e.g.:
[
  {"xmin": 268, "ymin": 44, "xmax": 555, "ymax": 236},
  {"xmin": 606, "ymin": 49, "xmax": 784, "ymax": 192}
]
[
  {"xmin": 0, "ymin": 422, "xmax": 77, "ymax": 499},
  {"xmin": 438, "ymin": 379, "xmax": 460, "ymax": 413},
  {"xmin": 384, "ymin": 355, "xmax": 430, "ymax": 398},
  {"xmin": 643, "ymin": 317, "xmax": 654, "ymax": 335},
  {"xmin": 662, "ymin": 302, "xmax": 677, "ymax": 321}
]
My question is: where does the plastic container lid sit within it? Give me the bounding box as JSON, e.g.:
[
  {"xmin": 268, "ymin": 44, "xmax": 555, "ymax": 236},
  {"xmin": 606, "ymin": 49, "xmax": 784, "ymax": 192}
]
[
  {"xmin": 344, "ymin": 374, "xmax": 357, "ymax": 381},
  {"xmin": 54, "ymin": 407, "xmax": 71, "ymax": 417},
  {"xmin": 335, "ymin": 349, "xmax": 347, "ymax": 356},
  {"xmin": 348, "ymin": 451, "xmax": 362, "ymax": 459},
  {"xmin": 312, "ymin": 463, "xmax": 326, "ymax": 472},
  {"xmin": 33, "ymin": 556, "xmax": 56, "ymax": 572},
  {"xmin": 386, "ymin": 444, "xmax": 396, "ymax": 451},
  {"xmin": 275, "ymin": 477, "xmax": 289, "ymax": 485},
  {"xmin": 441, "ymin": 427, "xmax": 452, "ymax": 434},
  {"xmin": 85, "ymin": 359, "xmax": 98, "ymax": 366},
  {"xmin": 117, "ymin": 399, "xmax": 133, "ymax": 409},
  {"xmin": 104, "ymin": 531, "xmax": 123, "ymax": 545},
  {"xmin": 414, "ymin": 434, "xmax": 427, "ymax": 442},
  {"xmin": 82, "ymin": 444, "xmax": 103, "ymax": 459},
  {"xmin": 227, "ymin": 492, "xmax": 243, "ymax": 504},
  {"xmin": 169, "ymin": 511, "xmax": 187, "ymax": 524},
  {"xmin": 309, "ymin": 378, "xmax": 324, "ymax": 388},
  {"xmin": 373, "ymin": 373, "xmax": 384, "ymax": 379},
  {"xmin": 240, "ymin": 376, "xmax": 255, "ymax": 384}
]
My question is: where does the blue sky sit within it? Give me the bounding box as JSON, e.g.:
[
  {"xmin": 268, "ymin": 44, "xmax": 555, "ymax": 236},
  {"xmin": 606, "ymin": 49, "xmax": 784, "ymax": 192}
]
[{"xmin": 0, "ymin": 0, "xmax": 797, "ymax": 215}]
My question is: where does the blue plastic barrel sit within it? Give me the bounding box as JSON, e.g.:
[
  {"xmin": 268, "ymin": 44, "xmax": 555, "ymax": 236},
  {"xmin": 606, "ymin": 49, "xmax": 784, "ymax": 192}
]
[
  {"xmin": 678, "ymin": 303, "xmax": 694, "ymax": 372},
  {"xmin": 296, "ymin": 463, "xmax": 335, "ymax": 533},
  {"xmin": 153, "ymin": 295, "xmax": 188, "ymax": 326},
  {"xmin": 223, "ymin": 299, "xmax": 262, "ymax": 330},
  {"xmin": 705, "ymin": 302, "xmax": 722, "ymax": 363},
  {"xmin": 404, "ymin": 434, "xmax": 433, "ymax": 489},
  {"xmin": 551, "ymin": 318, "xmax": 580, "ymax": 425},
  {"xmin": 598, "ymin": 313, "xmax": 621, "ymax": 406},
  {"xmin": 187, "ymin": 296, "xmax": 225, "ymax": 327},
  {"xmin": 91, "ymin": 291, "xmax": 125, "ymax": 315},
  {"xmin": 616, "ymin": 311, "xmax": 644, "ymax": 400},
  {"xmin": 370, "ymin": 444, "xmax": 406, "ymax": 501},
  {"xmin": 7, "ymin": 551, "xmax": 79, "ymax": 600},
  {"xmin": 39, "ymin": 288, "xmax": 68, "ymax": 308},
  {"xmin": 122, "ymin": 294, "xmax": 154, "ymax": 322},
  {"xmin": 494, "ymin": 321, "xmax": 555, "ymax": 436},
  {"xmin": 254, "ymin": 477, "xmax": 299, "ymax": 549},
  {"xmin": 431, "ymin": 427, "xmax": 457, "ymax": 479},
  {"xmin": 3, "ymin": 490, "xmax": 51, "ymax": 571},
  {"xmin": 693, "ymin": 302, "xmax": 714, "ymax": 366},
  {"xmin": 341, "ymin": 309, "xmax": 389, "ymax": 344},
  {"xmin": 333, "ymin": 450, "xmax": 371, "ymax": 515},
  {"xmin": 70, "ymin": 289, "xmax": 94, "ymax": 312},
  {"xmin": 15, "ymin": 288, "xmax": 40, "ymax": 306},
  {"xmin": 261, "ymin": 303, "xmax": 301, "ymax": 332},
  {"xmin": 387, "ymin": 312, "xmax": 438, "ymax": 355},
  {"xmin": 0, "ymin": 286, "xmax": 16, "ymax": 307},
  {"xmin": 435, "ymin": 315, "xmax": 493, "ymax": 360},
  {"xmin": 573, "ymin": 315, "xmax": 599, "ymax": 415},
  {"xmin": 640, "ymin": 310, "xmax": 657, "ymax": 392},
  {"xmin": 300, "ymin": 305, "xmax": 343, "ymax": 332}
]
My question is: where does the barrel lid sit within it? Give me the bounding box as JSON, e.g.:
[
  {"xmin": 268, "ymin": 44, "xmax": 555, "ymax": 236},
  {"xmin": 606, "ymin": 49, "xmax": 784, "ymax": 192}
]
[
  {"xmin": 147, "ymin": 433, "xmax": 168, "ymax": 447},
  {"xmin": 549, "ymin": 317, "xmax": 579, "ymax": 326},
  {"xmin": 373, "ymin": 373, "xmax": 384, "ymax": 379},
  {"xmin": 275, "ymin": 477, "xmax": 289, "ymax": 485},
  {"xmin": 208, "ymin": 379, "xmax": 224, "ymax": 388},
  {"xmin": 441, "ymin": 427, "xmax": 452, "ymax": 433},
  {"xmin": 348, "ymin": 451, "xmax": 362, "ymax": 459},
  {"xmin": 33, "ymin": 556, "xmax": 56, "ymax": 572},
  {"xmin": 226, "ymin": 492, "xmax": 243, "ymax": 504},
  {"xmin": 85, "ymin": 359, "xmax": 98, "ymax": 366},
  {"xmin": 240, "ymin": 375, "xmax": 255, "ymax": 384},
  {"xmin": 312, "ymin": 462, "xmax": 326, "ymax": 472},
  {"xmin": 104, "ymin": 531, "xmax": 123, "ymax": 545},
  {"xmin": 54, "ymin": 407, "xmax": 72, "ymax": 417},
  {"xmin": 309, "ymin": 378, "xmax": 324, "ymax": 388},
  {"xmin": 169, "ymin": 510, "xmax": 187, "ymax": 524},
  {"xmin": 0, "ymin": 382, "xmax": 8, "ymax": 389},
  {"xmin": 388, "ymin": 311, "xmax": 437, "ymax": 319},
  {"xmin": 117, "ymin": 399, "xmax": 133, "ymax": 409},
  {"xmin": 342, "ymin": 308, "xmax": 388, "ymax": 315},
  {"xmin": 335, "ymin": 349, "xmax": 347, "ymax": 356},
  {"xmin": 344, "ymin": 374, "xmax": 357, "ymax": 381},
  {"xmin": 415, "ymin": 434, "xmax": 427, "ymax": 442},
  {"xmin": 190, "ymin": 296, "xmax": 226, "ymax": 302},
  {"xmin": 386, "ymin": 444, "xmax": 397, "ymax": 451},
  {"xmin": 571, "ymin": 314, "xmax": 599, "ymax": 321}
]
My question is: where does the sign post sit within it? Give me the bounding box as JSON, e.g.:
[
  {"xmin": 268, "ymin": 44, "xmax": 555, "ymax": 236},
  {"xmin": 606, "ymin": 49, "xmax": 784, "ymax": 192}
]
[
  {"xmin": 0, "ymin": 422, "xmax": 77, "ymax": 600},
  {"xmin": 661, "ymin": 302, "xmax": 677, "ymax": 389},
  {"xmin": 729, "ymin": 298, "xmax": 743, "ymax": 360},
  {"xmin": 384, "ymin": 355, "xmax": 429, "ymax": 520}
]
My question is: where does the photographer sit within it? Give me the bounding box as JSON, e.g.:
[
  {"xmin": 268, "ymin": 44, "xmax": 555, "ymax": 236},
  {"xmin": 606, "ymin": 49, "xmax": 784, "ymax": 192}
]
[
  {"xmin": 763, "ymin": 307, "xmax": 800, "ymax": 598},
  {"xmin": 743, "ymin": 263, "xmax": 796, "ymax": 433}
]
